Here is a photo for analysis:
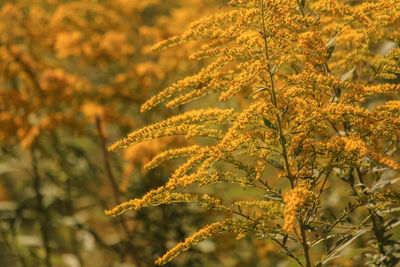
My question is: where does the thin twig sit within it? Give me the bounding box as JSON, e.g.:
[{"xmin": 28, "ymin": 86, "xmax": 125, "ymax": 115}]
[
  {"xmin": 266, "ymin": 233, "xmax": 305, "ymax": 267},
  {"xmin": 31, "ymin": 149, "xmax": 52, "ymax": 267},
  {"xmin": 95, "ymin": 116, "xmax": 142, "ymax": 266}
]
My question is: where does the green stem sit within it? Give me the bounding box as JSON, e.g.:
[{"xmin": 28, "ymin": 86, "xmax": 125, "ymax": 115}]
[
  {"xmin": 355, "ymin": 168, "xmax": 387, "ymax": 257},
  {"xmin": 299, "ymin": 218, "xmax": 312, "ymax": 267},
  {"xmin": 296, "ymin": 0, "xmax": 305, "ymax": 17},
  {"xmin": 260, "ymin": 2, "xmax": 311, "ymax": 266},
  {"xmin": 95, "ymin": 116, "xmax": 143, "ymax": 267},
  {"xmin": 260, "ymin": 0, "xmax": 293, "ymax": 188}
]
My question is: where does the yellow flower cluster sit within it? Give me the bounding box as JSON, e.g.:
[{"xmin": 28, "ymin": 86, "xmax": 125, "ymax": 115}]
[
  {"xmin": 233, "ymin": 200, "xmax": 281, "ymax": 212},
  {"xmin": 155, "ymin": 212, "xmax": 280, "ymax": 265},
  {"xmin": 312, "ymin": 1, "xmax": 372, "ymax": 26},
  {"xmin": 155, "ymin": 221, "xmax": 225, "ymax": 265},
  {"xmin": 152, "ymin": 9, "xmax": 241, "ymax": 52},
  {"xmin": 140, "ymin": 63, "xmax": 234, "ymax": 111},
  {"xmin": 364, "ymin": 84, "xmax": 400, "ymax": 97},
  {"xmin": 297, "ymin": 30, "xmax": 327, "ymax": 66},
  {"xmin": 109, "ymin": 108, "xmax": 237, "ymax": 151},
  {"xmin": 110, "ymin": 190, "xmax": 234, "ymax": 214},
  {"xmin": 288, "ymin": 71, "xmax": 361, "ymax": 92},
  {"xmin": 282, "ymin": 181, "xmax": 316, "ymax": 232},
  {"xmin": 52, "ymin": 3, "xmax": 135, "ymax": 62},
  {"xmin": 165, "ymin": 146, "xmax": 223, "ymax": 190},
  {"xmin": 323, "ymin": 136, "xmax": 400, "ymax": 171},
  {"xmin": 145, "ymin": 145, "xmax": 200, "ymax": 170},
  {"xmin": 148, "ymin": 0, "xmax": 318, "ymax": 112},
  {"xmin": 119, "ymin": 137, "xmax": 186, "ymax": 191},
  {"xmin": 105, "ymin": 186, "xmax": 167, "ymax": 216}
]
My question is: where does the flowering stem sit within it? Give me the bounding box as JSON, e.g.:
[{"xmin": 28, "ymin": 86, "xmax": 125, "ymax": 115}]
[
  {"xmin": 260, "ymin": 0, "xmax": 294, "ymax": 188},
  {"xmin": 260, "ymin": 2, "xmax": 311, "ymax": 266}
]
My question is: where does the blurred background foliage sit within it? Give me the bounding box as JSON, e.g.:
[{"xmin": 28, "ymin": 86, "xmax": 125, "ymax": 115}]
[{"xmin": 0, "ymin": 0, "xmax": 286, "ymax": 266}]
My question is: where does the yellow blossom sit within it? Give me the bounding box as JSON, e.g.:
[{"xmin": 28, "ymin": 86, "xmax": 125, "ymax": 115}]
[{"xmin": 282, "ymin": 181, "xmax": 316, "ymax": 232}]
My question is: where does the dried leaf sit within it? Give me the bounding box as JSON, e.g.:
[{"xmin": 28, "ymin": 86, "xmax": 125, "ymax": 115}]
[{"xmin": 340, "ymin": 67, "xmax": 355, "ymax": 81}]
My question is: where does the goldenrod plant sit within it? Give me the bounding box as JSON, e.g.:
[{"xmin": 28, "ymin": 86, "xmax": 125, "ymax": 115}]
[{"xmin": 108, "ymin": 0, "xmax": 400, "ymax": 266}]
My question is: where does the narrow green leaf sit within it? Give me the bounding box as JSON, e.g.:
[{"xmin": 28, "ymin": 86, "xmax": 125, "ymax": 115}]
[
  {"xmin": 326, "ymin": 45, "xmax": 335, "ymax": 59},
  {"xmin": 335, "ymin": 87, "xmax": 342, "ymax": 97},
  {"xmin": 264, "ymin": 193, "xmax": 283, "ymax": 202},
  {"xmin": 288, "ymin": 130, "xmax": 304, "ymax": 135},
  {"xmin": 251, "ymin": 87, "xmax": 269, "ymax": 96},
  {"xmin": 269, "ymin": 159, "xmax": 284, "ymax": 171},
  {"xmin": 283, "ymin": 234, "xmax": 288, "ymax": 246},
  {"xmin": 325, "ymin": 33, "xmax": 339, "ymax": 59},
  {"xmin": 281, "ymin": 103, "xmax": 290, "ymax": 116},
  {"xmin": 384, "ymin": 218, "xmax": 400, "ymax": 231},
  {"xmin": 322, "ymin": 229, "xmax": 368, "ymax": 264},
  {"xmin": 348, "ymin": 172, "xmax": 355, "ymax": 184},
  {"xmin": 326, "ymin": 33, "xmax": 339, "ymax": 48},
  {"xmin": 270, "ymin": 64, "xmax": 277, "ymax": 76},
  {"xmin": 340, "ymin": 67, "xmax": 355, "ymax": 81},
  {"xmin": 292, "ymin": 144, "xmax": 303, "ymax": 160},
  {"xmin": 263, "ymin": 117, "xmax": 277, "ymax": 131},
  {"xmin": 311, "ymin": 233, "xmax": 342, "ymax": 248}
]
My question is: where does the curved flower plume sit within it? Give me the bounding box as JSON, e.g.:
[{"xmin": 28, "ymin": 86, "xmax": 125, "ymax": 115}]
[{"xmin": 109, "ymin": 108, "xmax": 238, "ymax": 151}]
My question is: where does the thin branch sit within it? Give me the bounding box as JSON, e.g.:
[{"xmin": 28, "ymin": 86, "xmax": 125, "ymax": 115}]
[
  {"xmin": 95, "ymin": 116, "xmax": 142, "ymax": 266},
  {"xmin": 31, "ymin": 149, "xmax": 52, "ymax": 267},
  {"xmin": 266, "ymin": 233, "xmax": 305, "ymax": 267}
]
